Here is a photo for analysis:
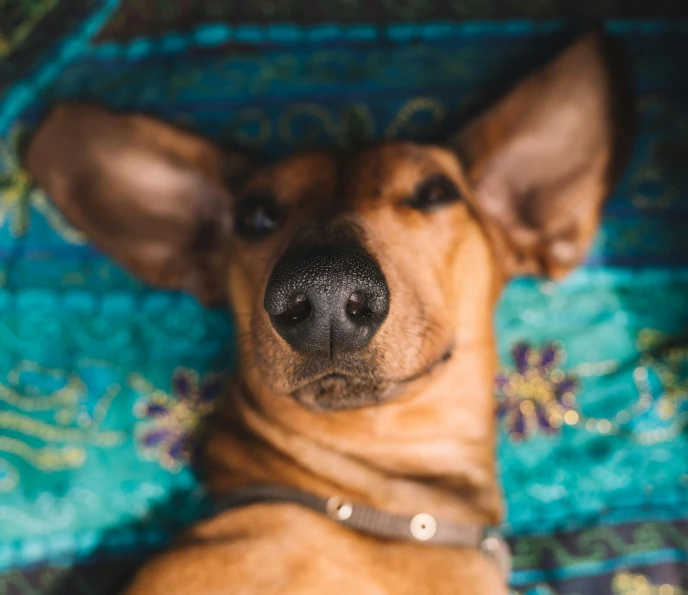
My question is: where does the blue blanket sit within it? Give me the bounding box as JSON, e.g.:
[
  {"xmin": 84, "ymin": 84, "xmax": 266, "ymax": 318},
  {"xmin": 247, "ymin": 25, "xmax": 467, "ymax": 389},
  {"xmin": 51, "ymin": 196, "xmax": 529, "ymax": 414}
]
[{"xmin": 1, "ymin": 2, "xmax": 687, "ymax": 593}]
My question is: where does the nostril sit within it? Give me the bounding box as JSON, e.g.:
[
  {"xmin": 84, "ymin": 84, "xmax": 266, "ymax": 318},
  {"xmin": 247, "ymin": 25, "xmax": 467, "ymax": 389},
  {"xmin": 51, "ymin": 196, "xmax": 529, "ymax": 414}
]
[
  {"xmin": 279, "ymin": 293, "xmax": 312, "ymax": 324},
  {"xmin": 346, "ymin": 291, "xmax": 373, "ymax": 320}
]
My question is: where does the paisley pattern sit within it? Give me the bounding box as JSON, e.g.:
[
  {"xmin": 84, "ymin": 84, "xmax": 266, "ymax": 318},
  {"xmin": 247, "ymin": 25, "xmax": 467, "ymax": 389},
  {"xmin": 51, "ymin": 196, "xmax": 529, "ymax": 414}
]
[{"xmin": 0, "ymin": 2, "xmax": 687, "ymax": 593}]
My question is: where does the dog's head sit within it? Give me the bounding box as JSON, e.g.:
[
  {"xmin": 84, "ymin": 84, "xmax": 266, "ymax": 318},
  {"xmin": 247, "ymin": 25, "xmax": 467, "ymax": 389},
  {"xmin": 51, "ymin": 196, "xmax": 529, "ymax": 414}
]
[{"xmin": 25, "ymin": 34, "xmax": 630, "ymax": 411}]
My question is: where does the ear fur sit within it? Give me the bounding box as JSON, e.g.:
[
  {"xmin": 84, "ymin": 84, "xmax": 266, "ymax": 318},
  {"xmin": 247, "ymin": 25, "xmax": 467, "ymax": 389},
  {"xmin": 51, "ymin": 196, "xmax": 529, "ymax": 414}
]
[
  {"xmin": 453, "ymin": 31, "xmax": 634, "ymax": 279},
  {"xmin": 25, "ymin": 102, "xmax": 253, "ymax": 303}
]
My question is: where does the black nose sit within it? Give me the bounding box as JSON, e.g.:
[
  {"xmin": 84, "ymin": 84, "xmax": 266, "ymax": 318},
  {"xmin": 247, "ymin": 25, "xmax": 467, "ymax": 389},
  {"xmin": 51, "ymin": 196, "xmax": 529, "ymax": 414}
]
[{"xmin": 264, "ymin": 246, "xmax": 390, "ymax": 355}]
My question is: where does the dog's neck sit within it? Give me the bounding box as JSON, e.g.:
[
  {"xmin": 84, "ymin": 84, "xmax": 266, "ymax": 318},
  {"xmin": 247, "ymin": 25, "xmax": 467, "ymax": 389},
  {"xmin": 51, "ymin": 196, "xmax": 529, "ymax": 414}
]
[{"xmin": 205, "ymin": 338, "xmax": 502, "ymax": 527}]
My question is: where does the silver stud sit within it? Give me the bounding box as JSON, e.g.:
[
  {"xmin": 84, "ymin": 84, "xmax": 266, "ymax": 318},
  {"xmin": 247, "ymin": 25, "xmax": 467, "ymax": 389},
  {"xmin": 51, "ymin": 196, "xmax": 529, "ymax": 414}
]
[
  {"xmin": 326, "ymin": 497, "xmax": 353, "ymax": 521},
  {"xmin": 481, "ymin": 535, "xmax": 501, "ymax": 556},
  {"xmin": 410, "ymin": 513, "xmax": 437, "ymax": 541}
]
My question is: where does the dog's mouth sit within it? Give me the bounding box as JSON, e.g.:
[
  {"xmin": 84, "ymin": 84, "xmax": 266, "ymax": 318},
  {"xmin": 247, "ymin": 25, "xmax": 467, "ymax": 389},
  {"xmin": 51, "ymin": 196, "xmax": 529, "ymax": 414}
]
[
  {"xmin": 291, "ymin": 374, "xmax": 393, "ymax": 411},
  {"xmin": 290, "ymin": 346, "xmax": 453, "ymax": 411}
]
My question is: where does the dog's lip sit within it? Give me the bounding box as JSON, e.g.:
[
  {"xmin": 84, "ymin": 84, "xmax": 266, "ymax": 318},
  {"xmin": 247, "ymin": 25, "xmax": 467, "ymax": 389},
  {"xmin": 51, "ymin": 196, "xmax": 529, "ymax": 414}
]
[
  {"xmin": 398, "ymin": 344, "xmax": 454, "ymax": 383},
  {"xmin": 289, "ymin": 372, "xmax": 363, "ymax": 393},
  {"xmin": 289, "ymin": 345, "xmax": 454, "ymax": 393}
]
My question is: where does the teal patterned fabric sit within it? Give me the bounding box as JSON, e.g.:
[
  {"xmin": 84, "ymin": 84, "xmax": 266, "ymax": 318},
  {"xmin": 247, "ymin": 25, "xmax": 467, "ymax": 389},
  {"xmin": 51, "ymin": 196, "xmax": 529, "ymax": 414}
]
[{"xmin": 1, "ymin": 1, "xmax": 687, "ymax": 592}]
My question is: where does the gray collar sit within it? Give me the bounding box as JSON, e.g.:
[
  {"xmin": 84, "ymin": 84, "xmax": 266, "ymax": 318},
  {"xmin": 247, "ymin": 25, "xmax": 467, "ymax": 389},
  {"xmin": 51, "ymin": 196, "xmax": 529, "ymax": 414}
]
[{"xmin": 215, "ymin": 484, "xmax": 511, "ymax": 577}]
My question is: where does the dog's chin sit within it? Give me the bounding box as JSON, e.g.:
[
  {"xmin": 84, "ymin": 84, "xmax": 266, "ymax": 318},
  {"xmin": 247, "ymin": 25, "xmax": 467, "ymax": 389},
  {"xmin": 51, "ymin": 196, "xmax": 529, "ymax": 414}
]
[{"xmin": 290, "ymin": 375, "xmax": 401, "ymax": 411}]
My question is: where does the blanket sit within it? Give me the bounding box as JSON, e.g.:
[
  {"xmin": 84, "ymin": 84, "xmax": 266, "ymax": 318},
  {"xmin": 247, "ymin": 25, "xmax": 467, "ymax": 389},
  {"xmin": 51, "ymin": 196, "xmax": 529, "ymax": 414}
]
[{"xmin": 1, "ymin": 2, "xmax": 687, "ymax": 593}]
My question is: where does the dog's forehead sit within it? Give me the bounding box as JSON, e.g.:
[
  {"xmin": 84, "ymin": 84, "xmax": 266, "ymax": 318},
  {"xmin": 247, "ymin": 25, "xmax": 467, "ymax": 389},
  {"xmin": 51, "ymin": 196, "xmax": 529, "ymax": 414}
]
[
  {"xmin": 248, "ymin": 151, "xmax": 338, "ymax": 201},
  {"xmin": 252, "ymin": 143, "xmax": 461, "ymax": 204},
  {"xmin": 352, "ymin": 142, "xmax": 457, "ymax": 172},
  {"xmin": 347, "ymin": 143, "xmax": 462, "ymax": 200}
]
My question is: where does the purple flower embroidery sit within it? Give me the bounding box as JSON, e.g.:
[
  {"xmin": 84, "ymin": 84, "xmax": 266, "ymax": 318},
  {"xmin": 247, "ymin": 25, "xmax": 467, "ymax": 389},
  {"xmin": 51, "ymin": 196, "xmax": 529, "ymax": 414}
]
[
  {"xmin": 496, "ymin": 342, "xmax": 580, "ymax": 441},
  {"xmin": 135, "ymin": 368, "xmax": 223, "ymax": 471}
]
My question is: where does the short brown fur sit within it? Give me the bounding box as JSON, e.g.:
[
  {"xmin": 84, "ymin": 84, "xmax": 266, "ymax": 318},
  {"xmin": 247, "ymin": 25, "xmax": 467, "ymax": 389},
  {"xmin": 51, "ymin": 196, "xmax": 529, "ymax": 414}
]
[{"xmin": 24, "ymin": 32, "xmax": 631, "ymax": 595}]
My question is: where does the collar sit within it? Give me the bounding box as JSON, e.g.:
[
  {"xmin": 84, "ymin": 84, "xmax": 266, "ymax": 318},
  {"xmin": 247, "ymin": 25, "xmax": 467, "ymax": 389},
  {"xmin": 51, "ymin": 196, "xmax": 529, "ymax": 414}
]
[{"xmin": 215, "ymin": 484, "xmax": 511, "ymax": 577}]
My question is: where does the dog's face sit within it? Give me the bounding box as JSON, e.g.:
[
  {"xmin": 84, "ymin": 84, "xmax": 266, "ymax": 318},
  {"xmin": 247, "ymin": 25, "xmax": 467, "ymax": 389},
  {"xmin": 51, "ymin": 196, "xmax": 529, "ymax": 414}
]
[
  {"xmin": 227, "ymin": 143, "xmax": 492, "ymax": 409},
  {"xmin": 25, "ymin": 34, "xmax": 627, "ymax": 411}
]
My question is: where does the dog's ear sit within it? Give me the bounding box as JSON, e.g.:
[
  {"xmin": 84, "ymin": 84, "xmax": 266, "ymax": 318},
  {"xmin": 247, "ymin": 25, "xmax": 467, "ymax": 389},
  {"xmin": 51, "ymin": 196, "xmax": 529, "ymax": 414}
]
[
  {"xmin": 452, "ymin": 32, "xmax": 630, "ymax": 279},
  {"xmin": 24, "ymin": 102, "xmax": 252, "ymax": 304}
]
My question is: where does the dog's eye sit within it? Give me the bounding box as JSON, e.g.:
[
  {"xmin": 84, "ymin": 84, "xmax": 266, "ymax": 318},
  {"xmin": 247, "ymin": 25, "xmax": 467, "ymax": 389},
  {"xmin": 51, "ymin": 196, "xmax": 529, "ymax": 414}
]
[
  {"xmin": 235, "ymin": 193, "xmax": 284, "ymax": 240},
  {"xmin": 406, "ymin": 174, "xmax": 462, "ymax": 212}
]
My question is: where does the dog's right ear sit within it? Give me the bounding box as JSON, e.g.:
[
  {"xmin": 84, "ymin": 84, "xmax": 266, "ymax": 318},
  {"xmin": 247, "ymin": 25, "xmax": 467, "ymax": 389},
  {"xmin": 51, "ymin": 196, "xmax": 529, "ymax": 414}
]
[
  {"xmin": 451, "ymin": 32, "xmax": 632, "ymax": 280},
  {"xmin": 24, "ymin": 102, "xmax": 252, "ymax": 304}
]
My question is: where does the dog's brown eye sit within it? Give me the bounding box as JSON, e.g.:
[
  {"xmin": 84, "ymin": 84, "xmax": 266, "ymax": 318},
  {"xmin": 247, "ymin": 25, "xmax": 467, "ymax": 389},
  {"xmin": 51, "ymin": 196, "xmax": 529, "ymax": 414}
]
[
  {"xmin": 235, "ymin": 193, "xmax": 284, "ymax": 240},
  {"xmin": 406, "ymin": 174, "xmax": 462, "ymax": 212}
]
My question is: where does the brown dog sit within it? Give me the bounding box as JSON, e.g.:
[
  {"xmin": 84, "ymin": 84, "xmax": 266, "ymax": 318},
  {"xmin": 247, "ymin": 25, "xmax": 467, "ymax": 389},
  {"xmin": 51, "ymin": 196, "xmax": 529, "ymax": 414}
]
[{"xmin": 25, "ymin": 32, "xmax": 629, "ymax": 595}]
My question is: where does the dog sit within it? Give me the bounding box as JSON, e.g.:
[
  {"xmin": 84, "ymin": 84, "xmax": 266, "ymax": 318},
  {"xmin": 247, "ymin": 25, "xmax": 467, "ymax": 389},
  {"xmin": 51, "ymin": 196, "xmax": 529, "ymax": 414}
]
[{"xmin": 24, "ymin": 31, "xmax": 630, "ymax": 595}]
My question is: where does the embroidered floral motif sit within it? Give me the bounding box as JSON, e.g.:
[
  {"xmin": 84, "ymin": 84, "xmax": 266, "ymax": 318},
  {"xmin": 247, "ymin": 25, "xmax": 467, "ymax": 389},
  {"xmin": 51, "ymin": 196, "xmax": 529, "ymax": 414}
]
[
  {"xmin": 496, "ymin": 342, "xmax": 580, "ymax": 440},
  {"xmin": 133, "ymin": 369, "xmax": 224, "ymax": 472},
  {"xmin": 0, "ymin": 361, "xmax": 124, "ymax": 492}
]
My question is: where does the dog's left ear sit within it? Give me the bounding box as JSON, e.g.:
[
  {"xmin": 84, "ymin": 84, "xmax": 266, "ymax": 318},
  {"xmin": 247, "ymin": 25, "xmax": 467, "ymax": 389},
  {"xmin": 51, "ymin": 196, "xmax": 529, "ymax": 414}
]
[{"xmin": 452, "ymin": 32, "xmax": 632, "ymax": 279}]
